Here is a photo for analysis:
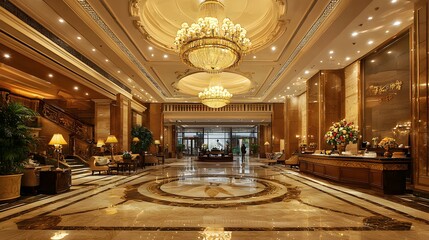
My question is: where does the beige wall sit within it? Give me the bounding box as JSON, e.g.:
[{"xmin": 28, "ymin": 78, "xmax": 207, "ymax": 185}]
[{"xmin": 94, "ymin": 99, "xmax": 112, "ymax": 144}]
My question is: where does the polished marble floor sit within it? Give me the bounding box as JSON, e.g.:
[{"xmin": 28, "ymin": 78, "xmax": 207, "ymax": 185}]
[{"xmin": 1, "ymin": 156, "xmax": 429, "ymax": 240}]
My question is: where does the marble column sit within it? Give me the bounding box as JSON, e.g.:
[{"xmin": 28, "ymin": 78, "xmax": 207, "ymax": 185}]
[{"xmin": 412, "ymin": 0, "xmax": 429, "ymax": 195}]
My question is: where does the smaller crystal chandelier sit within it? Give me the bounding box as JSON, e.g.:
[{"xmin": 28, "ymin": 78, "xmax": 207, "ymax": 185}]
[
  {"xmin": 198, "ymin": 83, "xmax": 232, "ymax": 109},
  {"xmin": 174, "ymin": 0, "xmax": 251, "ymax": 73}
]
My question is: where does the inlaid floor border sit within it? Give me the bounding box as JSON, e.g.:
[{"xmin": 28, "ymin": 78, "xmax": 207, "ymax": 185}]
[{"xmin": 280, "ymin": 169, "xmax": 429, "ymax": 225}]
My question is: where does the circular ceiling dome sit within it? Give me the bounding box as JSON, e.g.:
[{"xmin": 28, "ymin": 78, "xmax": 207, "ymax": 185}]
[
  {"xmin": 176, "ymin": 72, "xmax": 253, "ymax": 96},
  {"xmin": 132, "ymin": 0, "xmax": 286, "ymax": 52}
]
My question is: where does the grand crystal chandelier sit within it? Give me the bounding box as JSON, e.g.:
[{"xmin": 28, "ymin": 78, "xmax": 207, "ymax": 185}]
[
  {"xmin": 174, "ymin": 0, "xmax": 251, "ymax": 73},
  {"xmin": 198, "ymin": 74, "xmax": 232, "ymax": 108},
  {"xmin": 198, "ymin": 85, "xmax": 232, "ymax": 108}
]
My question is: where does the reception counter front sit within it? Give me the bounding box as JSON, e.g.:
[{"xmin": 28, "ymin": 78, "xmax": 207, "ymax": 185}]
[{"xmin": 298, "ymin": 154, "xmax": 411, "ymax": 194}]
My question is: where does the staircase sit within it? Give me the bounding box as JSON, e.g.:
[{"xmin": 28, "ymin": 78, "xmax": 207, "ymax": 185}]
[{"xmin": 64, "ymin": 157, "xmax": 89, "ymax": 176}]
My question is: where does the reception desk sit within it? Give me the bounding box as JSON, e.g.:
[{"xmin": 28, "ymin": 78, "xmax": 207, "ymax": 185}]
[{"xmin": 298, "ymin": 154, "xmax": 411, "ymax": 194}]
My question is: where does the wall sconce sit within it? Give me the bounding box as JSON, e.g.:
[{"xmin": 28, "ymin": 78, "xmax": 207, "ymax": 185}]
[
  {"xmin": 105, "ymin": 135, "xmax": 118, "ymax": 161},
  {"xmin": 48, "ymin": 133, "xmax": 67, "ymax": 170}
]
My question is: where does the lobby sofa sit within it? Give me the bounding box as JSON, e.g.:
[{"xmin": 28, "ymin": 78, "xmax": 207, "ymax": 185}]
[{"xmin": 89, "ymin": 154, "xmax": 140, "ymax": 175}]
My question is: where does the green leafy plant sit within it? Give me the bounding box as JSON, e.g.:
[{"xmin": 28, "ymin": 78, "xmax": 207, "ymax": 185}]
[
  {"xmin": 130, "ymin": 125, "xmax": 153, "ymax": 154},
  {"xmin": 250, "ymin": 143, "xmax": 259, "ymax": 154},
  {"xmin": 0, "ymin": 100, "xmax": 37, "ymax": 175},
  {"xmin": 176, "ymin": 144, "xmax": 185, "ymax": 152}
]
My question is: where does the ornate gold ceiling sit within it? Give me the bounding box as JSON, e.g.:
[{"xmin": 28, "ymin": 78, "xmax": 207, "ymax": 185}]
[{"xmin": 131, "ymin": 0, "xmax": 287, "ymax": 53}]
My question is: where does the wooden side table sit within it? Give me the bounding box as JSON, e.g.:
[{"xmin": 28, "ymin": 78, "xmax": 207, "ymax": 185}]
[{"xmin": 39, "ymin": 169, "xmax": 71, "ymax": 194}]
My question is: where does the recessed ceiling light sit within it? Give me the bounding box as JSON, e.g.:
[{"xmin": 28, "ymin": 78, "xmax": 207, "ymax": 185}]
[
  {"xmin": 253, "ymin": 55, "xmax": 256, "ymax": 59},
  {"xmin": 132, "ymin": 85, "xmax": 136, "ymax": 88},
  {"xmin": 329, "ymin": 56, "xmax": 333, "ymax": 59},
  {"xmin": 274, "ymin": 97, "xmax": 277, "ymax": 100},
  {"xmin": 148, "ymin": 46, "xmax": 153, "ymax": 51},
  {"xmin": 385, "ymin": 30, "xmax": 390, "ymax": 34},
  {"xmin": 58, "ymin": 18, "xmax": 65, "ymax": 23},
  {"xmin": 371, "ymin": 59, "xmax": 375, "ymax": 63},
  {"xmin": 357, "ymin": 50, "xmax": 361, "ymax": 53},
  {"xmin": 77, "ymin": 36, "xmax": 82, "ymax": 40},
  {"xmin": 337, "ymin": 62, "xmax": 341, "ymax": 65},
  {"xmin": 85, "ymin": 92, "xmax": 89, "ymax": 96},
  {"xmin": 48, "ymin": 73, "xmax": 54, "ymax": 78},
  {"xmin": 151, "ymin": 53, "xmax": 155, "ymax": 57},
  {"xmin": 74, "ymin": 86, "xmax": 79, "ymax": 90},
  {"xmin": 304, "ymin": 70, "xmax": 310, "ymax": 74},
  {"xmin": 351, "ymin": 32, "xmax": 358, "ymax": 37},
  {"xmin": 163, "ymin": 54, "xmax": 168, "ymax": 58},
  {"xmin": 329, "ymin": 50, "xmax": 334, "ymax": 54},
  {"xmin": 391, "ymin": 0, "xmax": 397, "ymax": 3},
  {"xmin": 345, "ymin": 57, "xmax": 351, "ymax": 61},
  {"xmin": 368, "ymin": 16, "xmax": 373, "ymax": 20},
  {"xmin": 315, "ymin": 83, "xmax": 318, "ymax": 86},
  {"xmin": 287, "ymin": 86, "xmax": 290, "ymax": 90},
  {"xmin": 271, "ymin": 46, "xmax": 276, "ymax": 51},
  {"xmin": 3, "ymin": 53, "xmax": 11, "ymax": 59},
  {"xmin": 393, "ymin": 21, "xmax": 402, "ymax": 26},
  {"xmin": 92, "ymin": 48, "xmax": 96, "ymax": 52},
  {"xmin": 368, "ymin": 40, "xmax": 374, "ymax": 45},
  {"xmin": 105, "ymin": 59, "xmax": 109, "ymax": 62},
  {"xmin": 320, "ymin": 60, "xmax": 323, "ymax": 63},
  {"xmin": 127, "ymin": 78, "xmax": 132, "ymax": 82}
]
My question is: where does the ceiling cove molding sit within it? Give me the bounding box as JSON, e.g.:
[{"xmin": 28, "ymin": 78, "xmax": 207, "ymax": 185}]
[
  {"xmin": 0, "ymin": 0, "xmax": 132, "ymax": 94},
  {"xmin": 77, "ymin": 0, "xmax": 168, "ymax": 98},
  {"xmin": 264, "ymin": 0, "xmax": 341, "ymax": 98}
]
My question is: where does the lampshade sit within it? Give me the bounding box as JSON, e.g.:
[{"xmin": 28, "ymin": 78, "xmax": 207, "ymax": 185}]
[
  {"xmin": 154, "ymin": 140, "xmax": 161, "ymax": 145},
  {"xmin": 264, "ymin": 141, "xmax": 270, "ymax": 146},
  {"xmin": 48, "ymin": 134, "xmax": 67, "ymax": 146},
  {"xmin": 96, "ymin": 139, "xmax": 105, "ymax": 147},
  {"xmin": 105, "ymin": 135, "xmax": 118, "ymax": 144},
  {"xmin": 132, "ymin": 137, "xmax": 140, "ymax": 142}
]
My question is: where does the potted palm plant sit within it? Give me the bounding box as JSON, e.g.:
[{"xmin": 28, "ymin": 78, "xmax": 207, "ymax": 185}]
[
  {"xmin": 0, "ymin": 99, "xmax": 37, "ymax": 201},
  {"xmin": 176, "ymin": 144, "xmax": 185, "ymax": 159}
]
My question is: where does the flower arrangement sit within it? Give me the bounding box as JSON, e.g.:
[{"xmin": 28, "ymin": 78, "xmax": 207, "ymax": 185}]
[
  {"xmin": 122, "ymin": 151, "xmax": 132, "ymax": 159},
  {"xmin": 378, "ymin": 137, "xmax": 397, "ymax": 149},
  {"xmin": 324, "ymin": 119, "xmax": 359, "ymax": 146}
]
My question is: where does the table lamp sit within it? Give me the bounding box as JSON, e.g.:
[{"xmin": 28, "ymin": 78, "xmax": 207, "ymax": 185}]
[
  {"xmin": 105, "ymin": 135, "xmax": 118, "ymax": 162},
  {"xmin": 154, "ymin": 140, "xmax": 161, "ymax": 154},
  {"xmin": 48, "ymin": 133, "xmax": 68, "ymax": 170},
  {"xmin": 264, "ymin": 141, "xmax": 270, "ymax": 155}
]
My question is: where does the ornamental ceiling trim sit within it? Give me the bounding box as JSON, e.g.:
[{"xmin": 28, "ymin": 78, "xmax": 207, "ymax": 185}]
[
  {"xmin": 77, "ymin": 0, "xmax": 168, "ymax": 97},
  {"xmin": 265, "ymin": 0, "xmax": 341, "ymax": 96},
  {"xmin": 0, "ymin": 0, "xmax": 131, "ymax": 94},
  {"xmin": 130, "ymin": 0, "xmax": 288, "ymax": 53}
]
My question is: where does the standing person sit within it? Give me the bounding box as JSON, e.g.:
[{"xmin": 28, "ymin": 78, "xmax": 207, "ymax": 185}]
[{"xmin": 241, "ymin": 143, "xmax": 246, "ymax": 158}]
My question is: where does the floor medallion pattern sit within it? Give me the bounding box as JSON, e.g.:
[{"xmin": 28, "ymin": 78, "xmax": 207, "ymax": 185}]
[{"xmin": 124, "ymin": 174, "xmax": 295, "ymax": 208}]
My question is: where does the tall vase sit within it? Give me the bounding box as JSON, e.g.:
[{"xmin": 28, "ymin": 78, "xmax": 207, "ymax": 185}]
[
  {"xmin": 338, "ymin": 143, "xmax": 347, "ymax": 155},
  {"xmin": 384, "ymin": 146, "xmax": 392, "ymax": 158}
]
